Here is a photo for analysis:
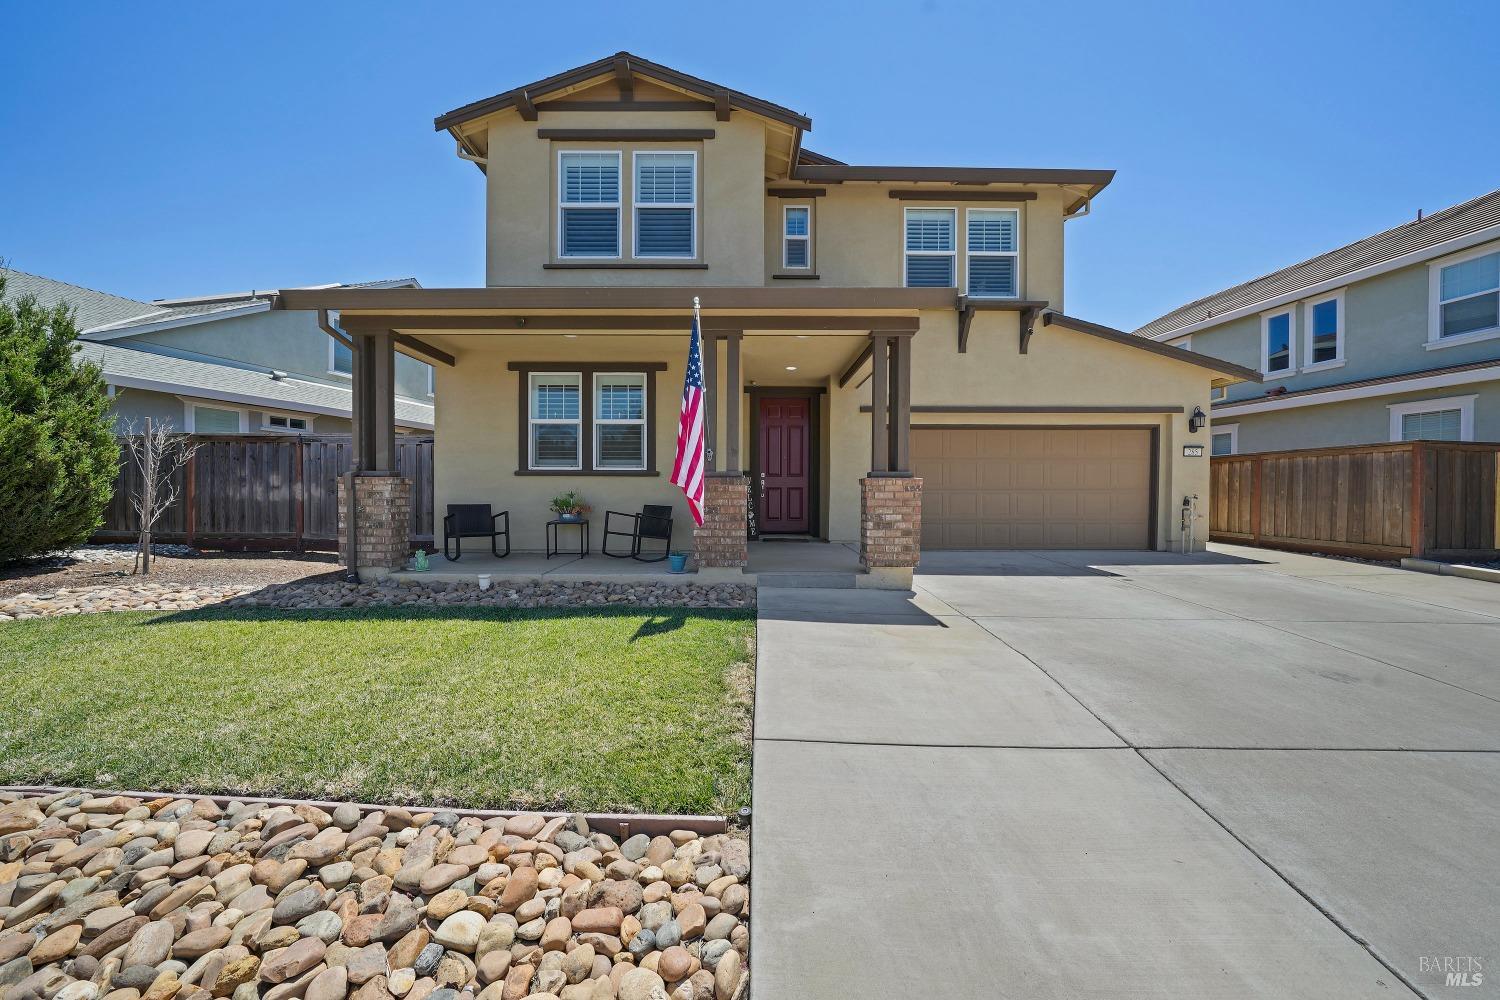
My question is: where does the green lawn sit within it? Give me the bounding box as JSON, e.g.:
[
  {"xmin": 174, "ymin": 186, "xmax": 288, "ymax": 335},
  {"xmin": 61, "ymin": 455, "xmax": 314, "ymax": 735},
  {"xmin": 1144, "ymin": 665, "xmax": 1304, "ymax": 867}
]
[{"xmin": 0, "ymin": 607, "xmax": 755, "ymax": 815}]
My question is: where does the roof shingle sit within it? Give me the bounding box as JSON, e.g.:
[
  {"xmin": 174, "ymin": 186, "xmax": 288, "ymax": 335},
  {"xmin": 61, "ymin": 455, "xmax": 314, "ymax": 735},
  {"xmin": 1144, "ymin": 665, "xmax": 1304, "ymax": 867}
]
[{"xmin": 1135, "ymin": 188, "xmax": 1500, "ymax": 340}]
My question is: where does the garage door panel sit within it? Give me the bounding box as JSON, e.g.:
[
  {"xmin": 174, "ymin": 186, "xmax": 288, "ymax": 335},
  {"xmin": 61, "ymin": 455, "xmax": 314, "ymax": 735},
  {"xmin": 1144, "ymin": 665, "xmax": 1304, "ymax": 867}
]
[{"xmin": 913, "ymin": 427, "xmax": 1152, "ymax": 550}]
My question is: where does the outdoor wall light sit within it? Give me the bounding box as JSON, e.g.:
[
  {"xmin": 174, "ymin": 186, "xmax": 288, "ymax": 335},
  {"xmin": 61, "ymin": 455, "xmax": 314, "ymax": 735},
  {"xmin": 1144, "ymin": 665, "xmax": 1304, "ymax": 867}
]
[
  {"xmin": 785, "ymin": 365, "xmax": 798, "ymax": 372},
  {"xmin": 1189, "ymin": 406, "xmax": 1207, "ymax": 433}
]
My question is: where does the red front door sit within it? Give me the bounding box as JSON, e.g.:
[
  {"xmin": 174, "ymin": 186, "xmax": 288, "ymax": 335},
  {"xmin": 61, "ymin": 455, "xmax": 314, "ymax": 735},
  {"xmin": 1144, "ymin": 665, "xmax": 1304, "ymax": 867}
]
[{"xmin": 757, "ymin": 397, "xmax": 811, "ymax": 534}]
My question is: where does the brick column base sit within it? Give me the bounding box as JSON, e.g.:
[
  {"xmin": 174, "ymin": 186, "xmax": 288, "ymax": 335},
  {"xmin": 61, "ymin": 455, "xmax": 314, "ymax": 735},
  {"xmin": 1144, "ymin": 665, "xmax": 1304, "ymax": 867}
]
[
  {"xmin": 694, "ymin": 475, "xmax": 749, "ymax": 571},
  {"xmin": 337, "ymin": 474, "xmax": 412, "ymax": 579},
  {"xmin": 860, "ymin": 476, "xmax": 922, "ymax": 589}
]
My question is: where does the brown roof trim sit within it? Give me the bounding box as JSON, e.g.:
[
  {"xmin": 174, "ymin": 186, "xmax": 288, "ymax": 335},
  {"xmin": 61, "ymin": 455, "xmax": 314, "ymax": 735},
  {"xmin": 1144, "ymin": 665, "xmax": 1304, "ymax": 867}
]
[
  {"xmin": 1042, "ymin": 312, "xmax": 1262, "ymax": 382},
  {"xmin": 860, "ymin": 404, "xmax": 1186, "ymax": 414},
  {"xmin": 889, "ymin": 189, "xmax": 1037, "ymax": 202},
  {"xmin": 343, "ymin": 314, "xmax": 920, "ymax": 333},
  {"xmin": 275, "ymin": 286, "xmax": 957, "ymax": 313},
  {"xmin": 434, "ymin": 51, "xmax": 812, "ymax": 132},
  {"xmin": 1215, "ymin": 358, "xmax": 1500, "ymax": 406},
  {"xmin": 767, "ymin": 187, "xmax": 827, "ymax": 198},
  {"xmin": 536, "ymin": 128, "xmax": 715, "ymax": 141},
  {"xmin": 792, "ymin": 164, "xmax": 1115, "ymax": 188},
  {"xmin": 797, "ymin": 148, "xmax": 845, "ymax": 166}
]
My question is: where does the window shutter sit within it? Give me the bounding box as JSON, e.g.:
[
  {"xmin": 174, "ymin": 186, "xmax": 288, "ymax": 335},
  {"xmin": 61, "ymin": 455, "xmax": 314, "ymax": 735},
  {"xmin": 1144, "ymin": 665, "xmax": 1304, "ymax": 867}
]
[
  {"xmin": 967, "ymin": 256, "xmax": 1016, "ymax": 296},
  {"xmin": 906, "ymin": 256, "xmax": 954, "ymax": 287},
  {"xmin": 636, "ymin": 208, "xmax": 694, "ymax": 257}
]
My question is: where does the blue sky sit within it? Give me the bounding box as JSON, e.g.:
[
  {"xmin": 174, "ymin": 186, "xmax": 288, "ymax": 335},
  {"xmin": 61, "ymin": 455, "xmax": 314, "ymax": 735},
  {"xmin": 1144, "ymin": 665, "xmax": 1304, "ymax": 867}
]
[{"xmin": 2, "ymin": 0, "xmax": 1496, "ymax": 330}]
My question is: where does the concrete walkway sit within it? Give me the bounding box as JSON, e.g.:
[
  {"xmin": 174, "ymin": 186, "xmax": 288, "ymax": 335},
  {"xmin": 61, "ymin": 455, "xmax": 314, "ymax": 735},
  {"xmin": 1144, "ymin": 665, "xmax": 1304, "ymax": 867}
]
[{"xmin": 751, "ymin": 545, "xmax": 1500, "ymax": 999}]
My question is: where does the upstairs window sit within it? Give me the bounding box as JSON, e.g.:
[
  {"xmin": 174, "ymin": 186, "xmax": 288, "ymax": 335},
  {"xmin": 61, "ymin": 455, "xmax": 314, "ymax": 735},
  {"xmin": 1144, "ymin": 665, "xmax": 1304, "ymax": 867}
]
[
  {"xmin": 594, "ymin": 373, "xmax": 647, "ymax": 470},
  {"xmin": 966, "ymin": 209, "xmax": 1020, "ymax": 298},
  {"xmin": 1262, "ymin": 310, "xmax": 1293, "ymax": 375},
  {"xmin": 634, "ymin": 152, "xmax": 696, "ymax": 258},
  {"xmin": 905, "ymin": 208, "xmax": 956, "ymax": 287},
  {"xmin": 559, "ymin": 152, "xmax": 621, "ymax": 258},
  {"xmin": 265, "ymin": 414, "xmax": 310, "ymax": 432},
  {"xmin": 529, "ymin": 372, "xmax": 582, "ymax": 469},
  {"xmin": 783, "ymin": 206, "xmax": 811, "ymax": 269},
  {"xmin": 1306, "ymin": 292, "xmax": 1343, "ymax": 366},
  {"xmin": 1434, "ymin": 249, "xmax": 1499, "ymax": 341}
]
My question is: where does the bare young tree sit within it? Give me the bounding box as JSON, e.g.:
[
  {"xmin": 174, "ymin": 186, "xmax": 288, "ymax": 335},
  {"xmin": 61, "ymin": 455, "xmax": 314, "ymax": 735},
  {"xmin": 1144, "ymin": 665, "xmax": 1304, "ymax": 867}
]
[{"xmin": 124, "ymin": 417, "xmax": 199, "ymax": 574}]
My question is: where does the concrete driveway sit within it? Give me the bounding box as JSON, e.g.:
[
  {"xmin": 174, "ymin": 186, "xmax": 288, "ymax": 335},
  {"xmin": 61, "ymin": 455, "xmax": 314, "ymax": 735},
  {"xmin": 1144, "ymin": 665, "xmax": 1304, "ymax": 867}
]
[{"xmin": 751, "ymin": 544, "xmax": 1500, "ymax": 999}]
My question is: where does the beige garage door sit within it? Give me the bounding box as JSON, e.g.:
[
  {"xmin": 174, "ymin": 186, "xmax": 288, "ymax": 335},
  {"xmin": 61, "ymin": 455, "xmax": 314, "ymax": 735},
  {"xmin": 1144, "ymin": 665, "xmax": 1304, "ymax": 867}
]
[{"xmin": 912, "ymin": 427, "xmax": 1153, "ymax": 549}]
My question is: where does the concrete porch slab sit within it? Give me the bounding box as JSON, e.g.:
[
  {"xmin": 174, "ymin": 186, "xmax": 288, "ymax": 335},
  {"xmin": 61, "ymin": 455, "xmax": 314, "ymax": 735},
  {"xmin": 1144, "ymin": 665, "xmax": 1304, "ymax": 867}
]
[
  {"xmin": 387, "ymin": 552, "xmax": 713, "ymax": 586},
  {"xmin": 1145, "ymin": 749, "xmax": 1500, "ymax": 999},
  {"xmin": 752, "ymin": 741, "xmax": 1416, "ymax": 1000},
  {"xmin": 980, "ymin": 616, "xmax": 1500, "ymax": 749}
]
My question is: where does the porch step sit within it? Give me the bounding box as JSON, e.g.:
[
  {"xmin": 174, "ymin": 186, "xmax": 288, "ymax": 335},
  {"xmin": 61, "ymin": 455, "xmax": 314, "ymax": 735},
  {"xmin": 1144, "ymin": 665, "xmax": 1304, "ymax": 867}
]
[{"xmin": 754, "ymin": 571, "xmax": 858, "ymax": 589}]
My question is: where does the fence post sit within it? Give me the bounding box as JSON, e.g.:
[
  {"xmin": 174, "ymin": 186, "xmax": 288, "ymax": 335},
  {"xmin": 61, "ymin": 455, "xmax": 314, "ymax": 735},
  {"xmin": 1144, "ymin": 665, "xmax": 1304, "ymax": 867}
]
[
  {"xmin": 294, "ymin": 436, "xmax": 306, "ymax": 553},
  {"xmin": 1250, "ymin": 456, "xmax": 1263, "ymax": 546},
  {"xmin": 184, "ymin": 448, "xmax": 197, "ymax": 548},
  {"xmin": 1409, "ymin": 442, "xmax": 1426, "ymax": 559}
]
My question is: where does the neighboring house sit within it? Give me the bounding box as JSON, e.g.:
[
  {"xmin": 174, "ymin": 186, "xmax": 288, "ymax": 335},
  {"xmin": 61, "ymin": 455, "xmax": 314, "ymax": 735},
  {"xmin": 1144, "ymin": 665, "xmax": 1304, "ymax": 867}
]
[
  {"xmin": 1135, "ymin": 188, "xmax": 1500, "ymax": 456},
  {"xmin": 0, "ymin": 269, "xmax": 434, "ymax": 434},
  {"xmin": 273, "ymin": 52, "xmax": 1256, "ymax": 580}
]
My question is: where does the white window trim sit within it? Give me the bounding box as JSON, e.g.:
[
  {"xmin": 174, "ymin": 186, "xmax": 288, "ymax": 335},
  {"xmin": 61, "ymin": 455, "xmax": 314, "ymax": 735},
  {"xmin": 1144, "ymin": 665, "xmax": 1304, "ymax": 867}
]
[
  {"xmin": 1427, "ymin": 243, "xmax": 1500, "ymax": 349},
  {"xmin": 632, "ymin": 150, "xmax": 697, "ymax": 260},
  {"xmin": 963, "ymin": 207, "xmax": 1022, "ymax": 299},
  {"xmin": 1210, "ymin": 383, "xmax": 1228, "ymax": 402},
  {"xmin": 261, "ymin": 411, "xmax": 311, "ymax": 433},
  {"xmin": 180, "ymin": 399, "xmax": 249, "ymax": 433},
  {"xmin": 1211, "ymin": 423, "xmax": 1239, "ymax": 455},
  {"xmin": 427, "ymin": 365, "xmax": 435, "ymax": 398},
  {"xmin": 903, "ymin": 207, "xmax": 957, "ymax": 289},
  {"xmin": 1387, "ymin": 394, "xmax": 1476, "ymax": 442},
  {"xmin": 782, "ymin": 204, "xmax": 811, "ymax": 270},
  {"xmin": 328, "ymin": 337, "xmax": 352, "ymax": 379},
  {"xmin": 558, "ymin": 150, "xmax": 622, "ymax": 260},
  {"xmin": 528, "ymin": 371, "xmax": 583, "ymax": 471},
  {"xmin": 1260, "ymin": 308, "xmax": 1296, "ymax": 381},
  {"xmin": 1302, "ymin": 289, "xmax": 1345, "ymax": 370},
  {"xmin": 592, "ymin": 372, "xmax": 648, "ymax": 471}
]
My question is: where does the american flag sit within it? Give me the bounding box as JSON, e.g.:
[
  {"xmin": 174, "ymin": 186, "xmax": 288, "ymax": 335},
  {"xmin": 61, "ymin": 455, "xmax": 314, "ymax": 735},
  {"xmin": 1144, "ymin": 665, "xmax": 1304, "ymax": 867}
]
[{"xmin": 669, "ymin": 300, "xmax": 706, "ymax": 526}]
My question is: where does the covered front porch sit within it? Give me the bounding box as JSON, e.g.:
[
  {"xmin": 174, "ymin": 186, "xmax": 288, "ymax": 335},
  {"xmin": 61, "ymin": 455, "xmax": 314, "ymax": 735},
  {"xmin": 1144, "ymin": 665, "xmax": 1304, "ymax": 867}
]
[{"xmin": 278, "ymin": 286, "xmax": 943, "ymax": 588}]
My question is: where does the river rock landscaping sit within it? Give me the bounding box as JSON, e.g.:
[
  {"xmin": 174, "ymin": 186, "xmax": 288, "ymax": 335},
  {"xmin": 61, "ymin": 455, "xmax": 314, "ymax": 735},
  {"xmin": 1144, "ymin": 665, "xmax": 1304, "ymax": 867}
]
[
  {"xmin": 0, "ymin": 791, "xmax": 750, "ymax": 1000},
  {"xmin": 0, "ymin": 580, "xmax": 752, "ymax": 620}
]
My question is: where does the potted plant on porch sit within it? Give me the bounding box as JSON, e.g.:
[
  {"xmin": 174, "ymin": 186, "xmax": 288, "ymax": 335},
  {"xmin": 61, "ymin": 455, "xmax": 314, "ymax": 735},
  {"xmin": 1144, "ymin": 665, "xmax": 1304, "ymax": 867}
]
[{"xmin": 549, "ymin": 491, "xmax": 591, "ymax": 523}]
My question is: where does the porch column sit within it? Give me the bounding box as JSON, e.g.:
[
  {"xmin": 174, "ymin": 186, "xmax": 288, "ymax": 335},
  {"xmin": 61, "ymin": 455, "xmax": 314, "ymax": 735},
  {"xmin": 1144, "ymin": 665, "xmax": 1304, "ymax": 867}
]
[
  {"xmin": 702, "ymin": 332, "xmax": 718, "ymax": 473},
  {"xmin": 696, "ymin": 330, "xmax": 748, "ymax": 576},
  {"xmin": 338, "ymin": 327, "xmax": 410, "ymax": 580},
  {"xmin": 860, "ymin": 330, "xmax": 922, "ymax": 588}
]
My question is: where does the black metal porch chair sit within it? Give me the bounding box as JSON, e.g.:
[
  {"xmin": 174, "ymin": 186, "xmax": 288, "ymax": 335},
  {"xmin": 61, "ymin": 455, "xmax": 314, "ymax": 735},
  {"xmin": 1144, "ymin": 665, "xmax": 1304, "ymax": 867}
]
[
  {"xmin": 442, "ymin": 503, "xmax": 511, "ymax": 561},
  {"xmin": 601, "ymin": 504, "xmax": 674, "ymax": 562}
]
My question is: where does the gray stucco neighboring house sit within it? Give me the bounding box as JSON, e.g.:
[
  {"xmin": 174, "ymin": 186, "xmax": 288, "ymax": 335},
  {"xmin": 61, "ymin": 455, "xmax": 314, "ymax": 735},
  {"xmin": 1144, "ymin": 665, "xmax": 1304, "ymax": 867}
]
[
  {"xmin": 1134, "ymin": 188, "xmax": 1500, "ymax": 455},
  {"xmin": 1, "ymin": 269, "xmax": 434, "ymax": 433}
]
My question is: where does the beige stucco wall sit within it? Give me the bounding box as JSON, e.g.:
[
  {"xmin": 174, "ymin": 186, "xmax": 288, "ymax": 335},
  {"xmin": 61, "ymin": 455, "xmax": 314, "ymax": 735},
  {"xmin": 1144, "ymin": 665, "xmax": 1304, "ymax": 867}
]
[
  {"xmin": 824, "ymin": 310, "xmax": 1213, "ymax": 549},
  {"xmin": 434, "ymin": 314, "xmax": 1219, "ymax": 554},
  {"xmin": 763, "ymin": 187, "xmax": 1068, "ymax": 305},
  {"xmin": 434, "ymin": 335, "xmax": 701, "ymax": 552},
  {"xmin": 485, "ymin": 110, "xmax": 767, "ymax": 287}
]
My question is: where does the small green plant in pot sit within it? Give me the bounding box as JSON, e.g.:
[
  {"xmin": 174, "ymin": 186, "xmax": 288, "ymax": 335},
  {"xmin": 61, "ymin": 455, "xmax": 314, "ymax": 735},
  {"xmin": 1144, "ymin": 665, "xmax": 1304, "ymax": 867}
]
[{"xmin": 550, "ymin": 491, "xmax": 590, "ymax": 522}]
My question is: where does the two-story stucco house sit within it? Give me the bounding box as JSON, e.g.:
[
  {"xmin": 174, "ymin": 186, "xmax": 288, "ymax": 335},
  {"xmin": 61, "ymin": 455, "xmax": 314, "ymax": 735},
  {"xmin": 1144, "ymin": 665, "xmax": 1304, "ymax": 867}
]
[
  {"xmin": 276, "ymin": 53, "xmax": 1256, "ymax": 585},
  {"xmin": 1135, "ymin": 188, "xmax": 1500, "ymax": 456},
  {"xmin": 2, "ymin": 269, "xmax": 435, "ymax": 434}
]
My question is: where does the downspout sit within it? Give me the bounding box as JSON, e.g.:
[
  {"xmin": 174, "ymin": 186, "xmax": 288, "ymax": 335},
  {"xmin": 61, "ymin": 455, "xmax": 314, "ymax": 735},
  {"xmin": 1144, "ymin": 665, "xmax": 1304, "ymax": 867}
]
[
  {"xmin": 455, "ymin": 141, "xmax": 488, "ymax": 168},
  {"xmin": 320, "ymin": 309, "xmax": 360, "ymax": 582}
]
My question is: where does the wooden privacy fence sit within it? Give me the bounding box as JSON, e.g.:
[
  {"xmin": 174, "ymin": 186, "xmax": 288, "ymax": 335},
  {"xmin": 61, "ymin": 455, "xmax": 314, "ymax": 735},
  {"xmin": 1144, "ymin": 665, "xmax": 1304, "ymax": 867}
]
[
  {"xmin": 1210, "ymin": 441, "xmax": 1500, "ymax": 560},
  {"xmin": 95, "ymin": 434, "xmax": 434, "ymax": 551}
]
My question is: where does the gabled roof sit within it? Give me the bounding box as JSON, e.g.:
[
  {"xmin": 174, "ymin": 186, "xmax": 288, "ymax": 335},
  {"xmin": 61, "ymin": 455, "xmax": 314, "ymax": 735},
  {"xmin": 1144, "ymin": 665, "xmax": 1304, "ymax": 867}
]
[
  {"xmin": 78, "ymin": 340, "xmax": 434, "ymax": 429},
  {"xmin": 1135, "ymin": 187, "xmax": 1500, "ymax": 341},
  {"xmin": 0, "ymin": 268, "xmax": 159, "ymax": 331},
  {"xmin": 434, "ymin": 52, "xmax": 812, "ymax": 132},
  {"xmin": 2, "ymin": 269, "xmax": 420, "ymax": 339}
]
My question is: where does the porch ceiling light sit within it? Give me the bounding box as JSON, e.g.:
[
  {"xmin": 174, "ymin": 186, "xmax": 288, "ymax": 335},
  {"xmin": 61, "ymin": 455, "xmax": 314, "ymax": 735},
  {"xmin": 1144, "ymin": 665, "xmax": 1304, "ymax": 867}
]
[{"xmin": 784, "ymin": 365, "xmax": 798, "ymax": 372}]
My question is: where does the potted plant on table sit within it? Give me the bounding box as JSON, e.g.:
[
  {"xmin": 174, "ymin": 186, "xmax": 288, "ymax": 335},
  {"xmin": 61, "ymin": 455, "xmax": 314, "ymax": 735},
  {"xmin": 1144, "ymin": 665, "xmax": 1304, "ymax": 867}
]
[{"xmin": 549, "ymin": 491, "xmax": 591, "ymax": 523}]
